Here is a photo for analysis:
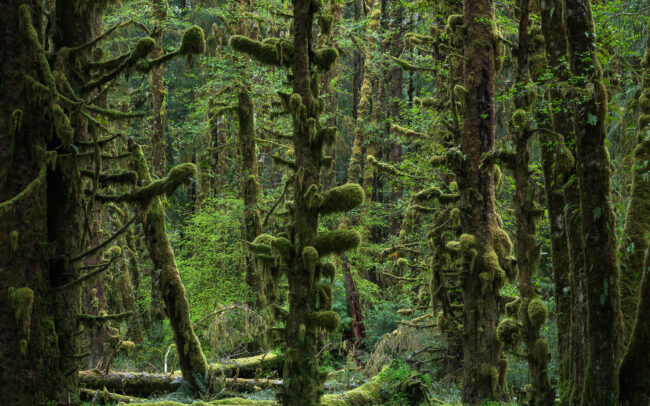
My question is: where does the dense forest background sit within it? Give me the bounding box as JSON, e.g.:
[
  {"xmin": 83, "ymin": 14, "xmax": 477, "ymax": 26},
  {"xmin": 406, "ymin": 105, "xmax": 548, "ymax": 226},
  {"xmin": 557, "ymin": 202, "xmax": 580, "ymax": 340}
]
[{"xmin": 1, "ymin": 0, "xmax": 649, "ymax": 405}]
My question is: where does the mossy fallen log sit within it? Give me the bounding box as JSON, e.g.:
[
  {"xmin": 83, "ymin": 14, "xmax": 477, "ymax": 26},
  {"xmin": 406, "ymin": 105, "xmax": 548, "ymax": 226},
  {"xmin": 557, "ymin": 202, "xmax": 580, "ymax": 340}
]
[
  {"xmin": 115, "ymin": 370, "xmax": 390, "ymax": 405},
  {"xmin": 79, "ymin": 353, "xmax": 283, "ymax": 396}
]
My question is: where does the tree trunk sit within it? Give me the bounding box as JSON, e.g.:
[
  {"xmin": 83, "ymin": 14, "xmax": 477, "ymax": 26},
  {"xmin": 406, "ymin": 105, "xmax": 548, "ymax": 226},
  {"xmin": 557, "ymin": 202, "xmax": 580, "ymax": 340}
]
[
  {"xmin": 129, "ymin": 142, "xmax": 208, "ymax": 382},
  {"xmin": 617, "ymin": 18, "xmax": 650, "ymax": 346},
  {"xmin": 460, "ymin": 0, "xmax": 504, "ymax": 403},
  {"xmin": 237, "ymin": 88, "xmax": 263, "ymax": 304},
  {"xmin": 618, "ymin": 244, "xmax": 650, "ymax": 405},
  {"xmin": 564, "ymin": 1, "xmax": 623, "ymax": 404}
]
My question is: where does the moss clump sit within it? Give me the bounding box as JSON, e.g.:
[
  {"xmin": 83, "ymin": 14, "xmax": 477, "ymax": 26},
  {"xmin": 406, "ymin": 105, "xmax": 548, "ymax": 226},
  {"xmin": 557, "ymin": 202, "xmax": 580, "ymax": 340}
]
[
  {"xmin": 511, "ymin": 109, "xmax": 527, "ymax": 129},
  {"xmin": 179, "ymin": 25, "xmax": 206, "ymax": 55},
  {"xmin": 480, "ymin": 363, "xmax": 499, "ymax": 396},
  {"xmin": 496, "ymin": 317, "xmax": 521, "ymax": 348},
  {"xmin": 527, "ymin": 298, "xmax": 548, "ymax": 327},
  {"xmin": 10, "ymin": 230, "xmax": 19, "ymax": 252},
  {"xmin": 271, "ymin": 237, "xmax": 293, "ymax": 259},
  {"xmin": 319, "ymin": 183, "xmax": 364, "ymax": 216},
  {"xmin": 321, "ymin": 262, "xmax": 336, "ymax": 280},
  {"xmin": 317, "ymin": 127, "xmax": 338, "ymax": 146},
  {"xmin": 229, "ymin": 35, "xmax": 291, "ymax": 67},
  {"xmin": 319, "ymin": 14, "xmax": 334, "ymax": 36},
  {"xmin": 310, "ymin": 310, "xmax": 340, "ymax": 332},
  {"xmin": 533, "ymin": 338, "xmax": 549, "ymax": 362},
  {"xmin": 118, "ymin": 340, "xmax": 136, "ymax": 353},
  {"xmin": 318, "ymin": 283, "xmax": 333, "ymax": 310},
  {"xmin": 8, "ymin": 287, "xmax": 34, "ymax": 355},
  {"xmin": 314, "ymin": 47, "xmax": 339, "ymax": 72},
  {"xmin": 302, "ymin": 246, "xmax": 319, "ymax": 276},
  {"xmin": 314, "ymin": 230, "xmax": 361, "ymax": 256},
  {"xmin": 492, "ymin": 226, "xmax": 512, "ymax": 260},
  {"xmin": 131, "ymin": 37, "xmax": 156, "ymax": 60},
  {"xmin": 396, "ymin": 257, "xmax": 408, "ymax": 267}
]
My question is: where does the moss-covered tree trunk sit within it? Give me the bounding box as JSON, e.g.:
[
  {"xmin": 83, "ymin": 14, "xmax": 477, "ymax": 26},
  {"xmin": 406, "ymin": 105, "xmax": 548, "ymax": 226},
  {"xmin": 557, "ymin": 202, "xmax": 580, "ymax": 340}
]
[
  {"xmin": 535, "ymin": 2, "xmax": 579, "ymax": 402},
  {"xmin": 129, "ymin": 142, "xmax": 208, "ymax": 382},
  {"xmin": 150, "ymin": 0, "xmax": 168, "ymax": 176},
  {"xmin": 617, "ymin": 19, "xmax": 650, "ymax": 346},
  {"xmin": 618, "ymin": 244, "xmax": 650, "ymax": 405},
  {"xmin": 237, "ymin": 88, "xmax": 263, "ymax": 305},
  {"xmin": 1, "ymin": 3, "xmax": 72, "ymax": 403},
  {"xmin": 564, "ymin": 1, "xmax": 623, "ymax": 404},
  {"xmin": 506, "ymin": 3, "xmax": 553, "ymax": 403},
  {"xmin": 460, "ymin": 0, "xmax": 505, "ymax": 402}
]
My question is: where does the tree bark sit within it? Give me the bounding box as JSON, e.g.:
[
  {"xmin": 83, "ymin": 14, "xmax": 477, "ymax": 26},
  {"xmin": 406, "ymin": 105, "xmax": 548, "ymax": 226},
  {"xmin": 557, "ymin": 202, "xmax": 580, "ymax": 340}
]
[
  {"xmin": 129, "ymin": 142, "xmax": 208, "ymax": 382},
  {"xmin": 460, "ymin": 0, "xmax": 504, "ymax": 403},
  {"xmin": 564, "ymin": 1, "xmax": 623, "ymax": 404}
]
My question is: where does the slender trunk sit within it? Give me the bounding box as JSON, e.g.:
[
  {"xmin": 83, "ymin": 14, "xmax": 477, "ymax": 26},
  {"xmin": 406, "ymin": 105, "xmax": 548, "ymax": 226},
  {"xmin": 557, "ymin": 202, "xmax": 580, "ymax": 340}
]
[
  {"xmin": 538, "ymin": 1, "xmax": 586, "ymax": 402},
  {"xmin": 151, "ymin": 0, "xmax": 168, "ymax": 176},
  {"xmin": 237, "ymin": 88, "xmax": 263, "ymax": 304},
  {"xmin": 129, "ymin": 142, "xmax": 208, "ymax": 381},
  {"xmin": 564, "ymin": 1, "xmax": 623, "ymax": 404}
]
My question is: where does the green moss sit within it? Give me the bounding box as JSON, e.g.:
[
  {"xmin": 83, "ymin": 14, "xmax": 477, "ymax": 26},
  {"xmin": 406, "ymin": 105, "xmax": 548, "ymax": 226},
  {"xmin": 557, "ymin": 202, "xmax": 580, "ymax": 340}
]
[
  {"xmin": 527, "ymin": 298, "xmax": 548, "ymax": 327},
  {"xmin": 270, "ymin": 237, "xmax": 293, "ymax": 259},
  {"xmin": 309, "ymin": 310, "xmax": 340, "ymax": 332},
  {"xmin": 496, "ymin": 317, "xmax": 520, "ymax": 348},
  {"xmin": 118, "ymin": 340, "xmax": 136, "ymax": 353},
  {"xmin": 180, "ymin": 25, "xmax": 206, "ymax": 55},
  {"xmin": 511, "ymin": 109, "xmax": 527, "ymax": 129},
  {"xmin": 131, "ymin": 37, "xmax": 155, "ymax": 60},
  {"xmin": 505, "ymin": 298, "xmax": 520, "ymax": 317},
  {"xmin": 480, "ymin": 363, "xmax": 499, "ymax": 396},
  {"xmin": 317, "ymin": 127, "xmax": 338, "ymax": 146},
  {"xmin": 314, "ymin": 47, "xmax": 339, "ymax": 72},
  {"xmin": 10, "ymin": 230, "xmax": 19, "ymax": 253},
  {"xmin": 314, "ymin": 230, "xmax": 361, "ymax": 256},
  {"xmin": 8, "ymin": 287, "xmax": 34, "ymax": 355},
  {"xmin": 229, "ymin": 35, "xmax": 291, "ymax": 67},
  {"xmin": 319, "ymin": 183, "xmax": 364, "ymax": 215},
  {"xmin": 396, "ymin": 257, "xmax": 408, "ymax": 267},
  {"xmin": 321, "ymin": 262, "xmax": 336, "ymax": 280},
  {"xmin": 302, "ymin": 246, "xmax": 319, "ymax": 276},
  {"xmin": 52, "ymin": 104, "xmax": 73, "ymax": 146},
  {"xmin": 318, "ymin": 283, "xmax": 333, "ymax": 310}
]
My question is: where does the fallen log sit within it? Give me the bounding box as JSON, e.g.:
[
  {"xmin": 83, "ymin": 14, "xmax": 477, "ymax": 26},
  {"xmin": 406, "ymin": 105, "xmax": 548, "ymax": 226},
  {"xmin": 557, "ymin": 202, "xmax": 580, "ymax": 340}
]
[
  {"xmin": 114, "ymin": 369, "xmax": 390, "ymax": 405},
  {"xmin": 79, "ymin": 353, "xmax": 283, "ymax": 396}
]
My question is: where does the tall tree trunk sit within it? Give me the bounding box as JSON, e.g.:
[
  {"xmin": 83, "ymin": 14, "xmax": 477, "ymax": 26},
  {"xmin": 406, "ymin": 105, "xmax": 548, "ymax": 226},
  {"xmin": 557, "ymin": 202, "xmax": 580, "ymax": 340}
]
[
  {"xmin": 237, "ymin": 87, "xmax": 263, "ymax": 304},
  {"xmin": 564, "ymin": 1, "xmax": 623, "ymax": 404},
  {"xmin": 618, "ymin": 244, "xmax": 650, "ymax": 405},
  {"xmin": 460, "ymin": 0, "xmax": 504, "ymax": 402},
  {"xmin": 151, "ymin": 0, "xmax": 168, "ymax": 177},
  {"xmin": 617, "ymin": 18, "xmax": 650, "ymax": 346},
  {"xmin": 536, "ymin": 1, "xmax": 581, "ymax": 402}
]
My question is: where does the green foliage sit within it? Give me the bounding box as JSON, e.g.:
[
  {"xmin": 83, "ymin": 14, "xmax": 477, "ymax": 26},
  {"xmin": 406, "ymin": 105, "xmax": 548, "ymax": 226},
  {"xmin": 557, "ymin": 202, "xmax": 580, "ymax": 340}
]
[{"xmin": 175, "ymin": 196, "xmax": 252, "ymax": 316}]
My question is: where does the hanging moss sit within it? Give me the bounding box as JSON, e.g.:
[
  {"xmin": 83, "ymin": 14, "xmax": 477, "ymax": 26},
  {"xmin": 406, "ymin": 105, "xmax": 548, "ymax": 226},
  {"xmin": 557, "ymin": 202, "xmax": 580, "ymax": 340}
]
[
  {"xmin": 505, "ymin": 298, "xmax": 520, "ymax": 317},
  {"xmin": 8, "ymin": 287, "xmax": 34, "ymax": 355},
  {"xmin": 314, "ymin": 230, "xmax": 361, "ymax": 256},
  {"xmin": 510, "ymin": 109, "xmax": 527, "ymax": 129},
  {"xmin": 10, "ymin": 230, "xmax": 19, "ymax": 253},
  {"xmin": 317, "ymin": 127, "xmax": 338, "ymax": 146},
  {"xmin": 319, "ymin": 183, "xmax": 364, "ymax": 216},
  {"xmin": 321, "ymin": 262, "xmax": 336, "ymax": 280},
  {"xmin": 271, "ymin": 237, "xmax": 293, "ymax": 259},
  {"xmin": 527, "ymin": 298, "xmax": 547, "ymax": 328},
  {"xmin": 229, "ymin": 35, "xmax": 292, "ymax": 67},
  {"xmin": 314, "ymin": 47, "xmax": 339, "ymax": 72},
  {"xmin": 396, "ymin": 258, "xmax": 408, "ymax": 267},
  {"xmin": 179, "ymin": 25, "xmax": 206, "ymax": 55},
  {"xmin": 496, "ymin": 318, "xmax": 520, "ymax": 349},
  {"xmin": 309, "ymin": 311, "xmax": 340, "ymax": 332}
]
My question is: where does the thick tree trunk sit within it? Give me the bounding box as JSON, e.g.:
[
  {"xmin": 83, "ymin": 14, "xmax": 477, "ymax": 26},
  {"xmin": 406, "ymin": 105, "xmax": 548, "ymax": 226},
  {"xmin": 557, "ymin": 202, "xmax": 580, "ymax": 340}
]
[
  {"xmin": 617, "ymin": 19, "xmax": 650, "ymax": 346},
  {"xmin": 564, "ymin": 1, "xmax": 623, "ymax": 404},
  {"xmin": 460, "ymin": 0, "xmax": 504, "ymax": 403},
  {"xmin": 618, "ymin": 244, "xmax": 650, "ymax": 405}
]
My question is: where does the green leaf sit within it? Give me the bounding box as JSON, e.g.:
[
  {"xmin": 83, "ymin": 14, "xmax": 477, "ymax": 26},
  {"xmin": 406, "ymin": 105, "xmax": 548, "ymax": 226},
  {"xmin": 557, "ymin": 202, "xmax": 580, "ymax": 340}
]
[{"xmin": 587, "ymin": 113, "xmax": 598, "ymax": 126}]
